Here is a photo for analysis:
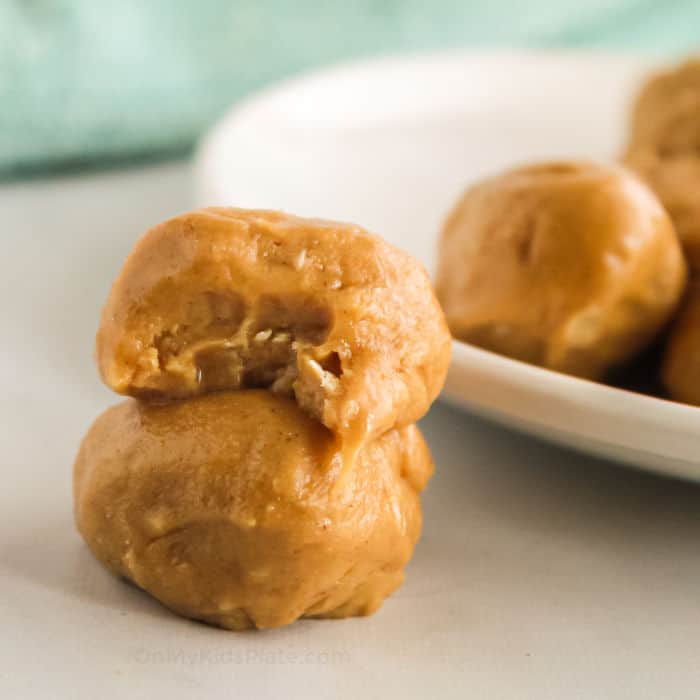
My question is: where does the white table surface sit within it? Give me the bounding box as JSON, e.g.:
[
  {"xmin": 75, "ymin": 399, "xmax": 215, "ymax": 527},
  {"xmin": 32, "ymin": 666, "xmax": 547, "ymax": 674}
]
[{"xmin": 2, "ymin": 163, "xmax": 700, "ymax": 699}]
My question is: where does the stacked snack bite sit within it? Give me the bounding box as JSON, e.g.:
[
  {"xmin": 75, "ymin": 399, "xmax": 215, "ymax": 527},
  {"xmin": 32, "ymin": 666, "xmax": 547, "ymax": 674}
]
[
  {"xmin": 623, "ymin": 58, "xmax": 700, "ymax": 405},
  {"xmin": 74, "ymin": 208, "xmax": 451, "ymax": 630}
]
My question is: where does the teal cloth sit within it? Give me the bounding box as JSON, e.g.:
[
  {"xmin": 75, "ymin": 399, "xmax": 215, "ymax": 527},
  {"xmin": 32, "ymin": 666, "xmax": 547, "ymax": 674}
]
[{"xmin": 1, "ymin": 0, "xmax": 699, "ymax": 178}]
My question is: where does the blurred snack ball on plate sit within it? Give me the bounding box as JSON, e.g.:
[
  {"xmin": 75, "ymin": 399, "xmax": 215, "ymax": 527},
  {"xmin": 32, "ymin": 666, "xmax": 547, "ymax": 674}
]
[
  {"xmin": 663, "ymin": 278, "xmax": 700, "ymax": 406},
  {"xmin": 624, "ymin": 56, "xmax": 700, "ymax": 405},
  {"xmin": 435, "ymin": 161, "xmax": 687, "ymax": 380},
  {"xmin": 624, "ymin": 57, "xmax": 700, "ymax": 268}
]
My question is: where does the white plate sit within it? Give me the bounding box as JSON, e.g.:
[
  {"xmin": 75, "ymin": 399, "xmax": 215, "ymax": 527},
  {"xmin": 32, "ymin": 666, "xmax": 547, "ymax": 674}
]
[{"xmin": 195, "ymin": 49, "xmax": 700, "ymax": 481}]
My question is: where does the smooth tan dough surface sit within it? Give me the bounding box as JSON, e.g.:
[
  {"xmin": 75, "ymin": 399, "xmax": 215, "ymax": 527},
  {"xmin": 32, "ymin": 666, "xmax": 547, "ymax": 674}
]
[
  {"xmin": 96, "ymin": 208, "xmax": 451, "ymax": 444},
  {"xmin": 74, "ymin": 391, "xmax": 432, "ymax": 631},
  {"xmin": 626, "ymin": 58, "xmax": 700, "ymax": 155},
  {"xmin": 663, "ymin": 275, "xmax": 700, "ymax": 405},
  {"xmin": 624, "ymin": 58, "xmax": 700, "ymax": 268},
  {"xmin": 435, "ymin": 161, "xmax": 687, "ymax": 380}
]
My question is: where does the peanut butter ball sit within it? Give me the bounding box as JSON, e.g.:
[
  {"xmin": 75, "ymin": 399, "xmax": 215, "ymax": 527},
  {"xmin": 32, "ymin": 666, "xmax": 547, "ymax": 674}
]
[
  {"xmin": 74, "ymin": 391, "xmax": 432, "ymax": 631},
  {"xmin": 624, "ymin": 58, "xmax": 700, "ymax": 267},
  {"xmin": 435, "ymin": 161, "xmax": 686, "ymax": 379},
  {"xmin": 96, "ymin": 208, "xmax": 451, "ymax": 444},
  {"xmin": 626, "ymin": 58, "xmax": 700, "ymax": 156},
  {"xmin": 624, "ymin": 151, "xmax": 700, "ymax": 268},
  {"xmin": 662, "ymin": 276, "xmax": 700, "ymax": 405},
  {"xmin": 624, "ymin": 58, "xmax": 700, "ymax": 403}
]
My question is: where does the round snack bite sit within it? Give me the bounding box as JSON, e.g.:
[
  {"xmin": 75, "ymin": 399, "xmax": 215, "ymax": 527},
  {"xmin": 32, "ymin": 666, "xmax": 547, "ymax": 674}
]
[
  {"xmin": 662, "ymin": 276, "xmax": 700, "ymax": 406},
  {"xmin": 96, "ymin": 208, "xmax": 451, "ymax": 444},
  {"xmin": 74, "ymin": 391, "xmax": 432, "ymax": 631},
  {"xmin": 435, "ymin": 161, "xmax": 687, "ymax": 379},
  {"xmin": 626, "ymin": 57, "xmax": 700, "ymax": 157},
  {"xmin": 624, "ymin": 151, "xmax": 700, "ymax": 268},
  {"xmin": 624, "ymin": 58, "xmax": 700, "ymax": 267}
]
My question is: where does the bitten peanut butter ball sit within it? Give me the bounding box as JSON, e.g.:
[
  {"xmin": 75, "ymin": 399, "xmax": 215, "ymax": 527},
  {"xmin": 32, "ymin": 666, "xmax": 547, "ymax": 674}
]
[
  {"xmin": 624, "ymin": 58, "xmax": 700, "ymax": 266},
  {"xmin": 96, "ymin": 208, "xmax": 451, "ymax": 444},
  {"xmin": 74, "ymin": 391, "xmax": 432, "ymax": 631},
  {"xmin": 435, "ymin": 161, "xmax": 686, "ymax": 379}
]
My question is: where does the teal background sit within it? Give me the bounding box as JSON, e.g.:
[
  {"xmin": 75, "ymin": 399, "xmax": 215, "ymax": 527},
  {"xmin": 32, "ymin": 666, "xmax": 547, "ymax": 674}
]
[{"xmin": 1, "ymin": 0, "xmax": 698, "ymax": 178}]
